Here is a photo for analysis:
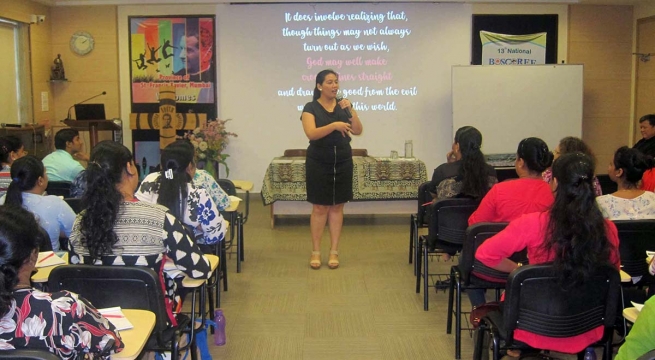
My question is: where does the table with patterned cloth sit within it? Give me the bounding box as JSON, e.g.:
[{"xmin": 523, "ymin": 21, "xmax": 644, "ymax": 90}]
[{"xmin": 262, "ymin": 156, "xmax": 428, "ymax": 206}]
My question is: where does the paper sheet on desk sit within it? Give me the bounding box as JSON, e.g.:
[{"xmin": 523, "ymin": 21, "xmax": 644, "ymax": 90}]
[
  {"xmin": 631, "ymin": 301, "xmax": 644, "ymax": 312},
  {"xmin": 98, "ymin": 307, "xmax": 133, "ymax": 331},
  {"xmin": 36, "ymin": 251, "xmax": 66, "ymax": 268}
]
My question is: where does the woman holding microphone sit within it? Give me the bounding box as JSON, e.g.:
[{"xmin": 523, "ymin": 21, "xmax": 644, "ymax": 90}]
[{"xmin": 301, "ymin": 69, "xmax": 363, "ymax": 270}]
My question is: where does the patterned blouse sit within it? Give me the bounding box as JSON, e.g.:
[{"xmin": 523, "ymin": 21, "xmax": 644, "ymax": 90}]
[
  {"xmin": 69, "ymin": 201, "xmax": 211, "ymax": 325},
  {"xmin": 596, "ymin": 192, "xmax": 655, "ymax": 220},
  {"xmin": 136, "ymin": 172, "xmax": 226, "ymax": 245},
  {"xmin": 193, "ymin": 169, "xmax": 231, "ymax": 211},
  {"xmin": 0, "ymin": 164, "xmax": 11, "ymax": 198},
  {"xmin": 0, "ymin": 289, "xmax": 123, "ymax": 359}
]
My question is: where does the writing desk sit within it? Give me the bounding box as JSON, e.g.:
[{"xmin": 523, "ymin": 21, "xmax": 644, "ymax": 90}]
[
  {"xmin": 113, "ymin": 309, "xmax": 156, "ymax": 360},
  {"xmin": 31, "ymin": 253, "xmax": 69, "ymax": 283},
  {"xmin": 620, "ymin": 269, "xmax": 631, "ymax": 283},
  {"xmin": 623, "ymin": 307, "xmax": 639, "ymax": 323},
  {"xmin": 182, "ymin": 254, "xmax": 219, "ymax": 288}
]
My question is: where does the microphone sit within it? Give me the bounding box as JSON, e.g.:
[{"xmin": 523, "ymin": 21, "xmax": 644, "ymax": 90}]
[
  {"xmin": 66, "ymin": 91, "xmax": 107, "ymax": 120},
  {"xmin": 336, "ymin": 90, "xmax": 352, "ymax": 118}
]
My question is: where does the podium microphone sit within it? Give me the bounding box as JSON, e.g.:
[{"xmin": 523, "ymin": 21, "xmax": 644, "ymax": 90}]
[{"xmin": 66, "ymin": 91, "xmax": 107, "ymax": 121}]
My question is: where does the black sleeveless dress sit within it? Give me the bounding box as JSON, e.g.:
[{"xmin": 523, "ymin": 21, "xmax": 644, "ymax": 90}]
[{"xmin": 301, "ymin": 100, "xmax": 353, "ymax": 205}]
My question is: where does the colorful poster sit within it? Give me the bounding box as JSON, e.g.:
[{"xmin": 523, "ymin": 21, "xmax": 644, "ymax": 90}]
[
  {"xmin": 481, "ymin": 31, "xmax": 546, "ymax": 66},
  {"xmin": 129, "ymin": 16, "xmax": 216, "ymax": 104}
]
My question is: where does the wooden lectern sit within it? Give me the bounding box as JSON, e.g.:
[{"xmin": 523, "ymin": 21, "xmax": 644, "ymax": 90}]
[{"xmin": 63, "ymin": 120, "xmax": 121, "ymax": 149}]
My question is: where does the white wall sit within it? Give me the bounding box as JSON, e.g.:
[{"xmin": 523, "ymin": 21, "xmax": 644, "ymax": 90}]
[
  {"xmin": 115, "ymin": 3, "xmax": 573, "ymax": 192},
  {"xmin": 118, "ymin": 3, "xmax": 472, "ymax": 191}
]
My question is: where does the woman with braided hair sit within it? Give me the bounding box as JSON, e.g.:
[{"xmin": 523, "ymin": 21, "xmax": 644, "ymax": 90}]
[
  {"xmin": 476, "ymin": 152, "xmax": 621, "ymax": 353},
  {"xmin": 69, "ymin": 141, "xmax": 211, "ymax": 325},
  {"xmin": 0, "ymin": 205, "xmax": 123, "ymax": 358}
]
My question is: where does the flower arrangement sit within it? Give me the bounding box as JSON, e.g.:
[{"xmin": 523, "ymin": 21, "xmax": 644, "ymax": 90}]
[{"xmin": 184, "ymin": 119, "xmax": 237, "ymax": 178}]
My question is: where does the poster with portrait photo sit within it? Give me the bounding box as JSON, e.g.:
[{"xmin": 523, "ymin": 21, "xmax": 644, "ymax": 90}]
[{"xmin": 129, "ymin": 16, "xmax": 217, "ymax": 112}]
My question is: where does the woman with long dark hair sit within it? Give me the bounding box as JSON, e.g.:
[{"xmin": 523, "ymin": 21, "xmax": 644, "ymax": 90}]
[
  {"xmin": 136, "ymin": 140, "xmax": 226, "ymax": 245},
  {"xmin": 429, "ymin": 126, "xmax": 497, "ymax": 200},
  {"xmin": 476, "ymin": 152, "xmax": 620, "ymax": 353},
  {"xmin": 596, "ymin": 146, "xmax": 655, "ymax": 220},
  {"xmin": 1, "ymin": 155, "xmax": 75, "ymax": 251},
  {"xmin": 301, "ymin": 69, "xmax": 363, "ymax": 269},
  {"xmin": 469, "ymin": 137, "xmax": 554, "ymax": 226},
  {"xmin": 69, "ymin": 141, "xmax": 211, "ymax": 324},
  {"xmin": 0, "ymin": 135, "xmax": 26, "ymax": 196},
  {"xmin": 0, "ymin": 205, "xmax": 123, "ymax": 358},
  {"xmin": 543, "ymin": 136, "xmax": 602, "ymax": 196}
]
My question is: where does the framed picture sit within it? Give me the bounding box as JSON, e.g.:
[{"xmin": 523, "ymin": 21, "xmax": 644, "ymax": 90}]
[{"xmin": 129, "ymin": 15, "xmax": 217, "ymax": 119}]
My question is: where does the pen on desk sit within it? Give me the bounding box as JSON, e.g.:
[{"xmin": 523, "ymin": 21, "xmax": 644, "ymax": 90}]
[{"xmin": 38, "ymin": 252, "xmax": 55, "ymax": 264}]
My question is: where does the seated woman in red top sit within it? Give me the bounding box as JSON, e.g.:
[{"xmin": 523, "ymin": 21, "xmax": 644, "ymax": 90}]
[
  {"xmin": 475, "ymin": 152, "xmax": 621, "ymax": 355},
  {"xmin": 469, "ymin": 137, "xmax": 554, "ymax": 226}
]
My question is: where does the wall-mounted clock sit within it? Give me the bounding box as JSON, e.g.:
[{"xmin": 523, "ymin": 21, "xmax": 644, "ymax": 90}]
[{"xmin": 70, "ymin": 31, "xmax": 94, "ymax": 56}]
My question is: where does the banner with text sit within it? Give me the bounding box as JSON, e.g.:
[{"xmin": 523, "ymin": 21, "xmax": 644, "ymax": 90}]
[{"xmin": 481, "ymin": 31, "xmax": 546, "ymax": 66}]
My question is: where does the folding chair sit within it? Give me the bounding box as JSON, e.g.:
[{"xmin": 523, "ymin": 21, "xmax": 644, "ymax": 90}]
[
  {"xmin": 416, "ymin": 197, "xmax": 479, "ymax": 310},
  {"xmin": 408, "ymin": 181, "xmax": 432, "ymax": 275},
  {"xmin": 49, "ymin": 265, "xmax": 200, "ymax": 360},
  {"xmin": 473, "ymin": 264, "xmax": 620, "ymax": 360},
  {"xmin": 45, "ymin": 181, "xmax": 72, "ymax": 197}
]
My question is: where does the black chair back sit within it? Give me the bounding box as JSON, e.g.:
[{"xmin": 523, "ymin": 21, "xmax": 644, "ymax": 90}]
[
  {"xmin": 613, "ymin": 220, "xmax": 655, "ymax": 281},
  {"xmin": 63, "ymin": 197, "xmax": 84, "ymax": 214},
  {"xmin": 0, "ymin": 350, "xmax": 61, "ymax": 360},
  {"xmin": 48, "ymin": 265, "xmax": 169, "ymax": 335},
  {"xmin": 45, "ymin": 181, "xmax": 72, "ymax": 197},
  {"xmin": 459, "ymin": 222, "xmax": 509, "ymax": 285},
  {"xmin": 596, "ymin": 174, "xmax": 617, "ymax": 195},
  {"xmin": 36, "ymin": 226, "xmax": 53, "ymax": 252},
  {"xmin": 415, "ymin": 181, "xmax": 432, "ymax": 226},
  {"xmin": 427, "ymin": 198, "xmax": 479, "ymax": 249},
  {"xmin": 503, "ymin": 264, "xmax": 620, "ymax": 346},
  {"xmin": 216, "ymin": 179, "xmax": 237, "ymax": 196}
]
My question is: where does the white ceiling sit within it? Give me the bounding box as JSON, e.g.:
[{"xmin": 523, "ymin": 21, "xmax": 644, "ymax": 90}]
[{"xmin": 35, "ymin": 0, "xmax": 647, "ymax": 6}]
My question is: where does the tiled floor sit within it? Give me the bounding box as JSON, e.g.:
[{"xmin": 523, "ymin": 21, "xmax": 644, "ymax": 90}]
[
  {"xmin": 197, "ymin": 198, "xmax": 589, "ymax": 360},
  {"xmin": 195, "ymin": 198, "xmax": 479, "ymax": 360}
]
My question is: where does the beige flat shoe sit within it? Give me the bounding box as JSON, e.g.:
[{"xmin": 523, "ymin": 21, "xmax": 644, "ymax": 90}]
[
  {"xmin": 310, "ymin": 251, "xmax": 321, "ymax": 269},
  {"xmin": 328, "ymin": 250, "xmax": 339, "ymax": 269}
]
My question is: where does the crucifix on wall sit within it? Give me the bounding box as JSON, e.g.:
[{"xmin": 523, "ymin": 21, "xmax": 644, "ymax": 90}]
[{"xmin": 130, "ymin": 86, "xmax": 206, "ymax": 149}]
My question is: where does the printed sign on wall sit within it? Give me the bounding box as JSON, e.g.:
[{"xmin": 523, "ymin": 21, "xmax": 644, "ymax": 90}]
[{"xmin": 481, "ymin": 31, "xmax": 546, "ymax": 66}]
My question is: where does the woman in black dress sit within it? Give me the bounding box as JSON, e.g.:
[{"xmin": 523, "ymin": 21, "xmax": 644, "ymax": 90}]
[{"xmin": 301, "ymin": 69, "xmax": 363, "ymax": 269}]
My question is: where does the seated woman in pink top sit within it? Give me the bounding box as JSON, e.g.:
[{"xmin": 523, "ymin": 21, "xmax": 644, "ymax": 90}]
[
  {"xmin": 469, "ymin": 137, "xmax": 554, "ymax": 226},
  {"xmin": 476, "ymin": 152, "xmax": 621, "ymax": 355}
]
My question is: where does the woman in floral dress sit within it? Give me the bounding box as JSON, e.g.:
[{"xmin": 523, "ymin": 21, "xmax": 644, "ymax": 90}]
[
  {"xmin": 0, "ymin": 205, "xmax": 123, "ymax": 359},
  {"xmin": 136, "ymin": 140, "xmax": 226, "ymax": 246}
]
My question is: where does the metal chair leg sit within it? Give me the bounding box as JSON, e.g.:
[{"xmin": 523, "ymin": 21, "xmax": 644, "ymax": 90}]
[
  {"xmin": 455, "ymin": 276, "xmax": 462, "ymax": 359},
  {"xmin": 423, "ymin": 241, "xmax": 429, "ymax": 311},
  {"xmin": 409, "ymin": 214, "xmax": 415, "ymax": 266},
  {"xmin": 446, "ymin": 268, "xmax": 455, "ymax": 334},
  {"xmin": 416, "ymin": 238, "xmax": 422, "ymax": 294}
]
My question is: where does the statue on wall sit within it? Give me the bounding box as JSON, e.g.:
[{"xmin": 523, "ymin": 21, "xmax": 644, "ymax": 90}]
[{"xmin": 50, "ymin": 54, "xmax": 66, "ymax": 81}]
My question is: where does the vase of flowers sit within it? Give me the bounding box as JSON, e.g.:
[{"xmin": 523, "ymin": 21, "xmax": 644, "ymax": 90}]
[{"xmin": 184, "ymin": 119, "xmax": 237, "ymax": 179}]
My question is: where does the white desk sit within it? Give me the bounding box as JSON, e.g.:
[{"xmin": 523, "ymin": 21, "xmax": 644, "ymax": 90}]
[{"xmin": 113, "ymin": 309, "xmax": 156, "ymax": 360}]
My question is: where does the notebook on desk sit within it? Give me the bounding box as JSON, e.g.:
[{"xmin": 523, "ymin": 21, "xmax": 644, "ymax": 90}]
[{"xmin": 75, "ymin": 104, "xmax": 106, "ymax": 120}]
